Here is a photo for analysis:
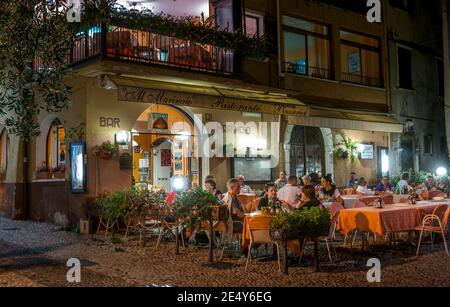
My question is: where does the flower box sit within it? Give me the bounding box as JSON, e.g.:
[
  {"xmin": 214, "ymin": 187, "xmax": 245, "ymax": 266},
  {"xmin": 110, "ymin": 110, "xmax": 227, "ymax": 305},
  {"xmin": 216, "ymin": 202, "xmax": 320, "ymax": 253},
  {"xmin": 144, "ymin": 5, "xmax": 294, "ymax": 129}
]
[
  {"xmin": 35, "ymin": 172, "xmax": 66, "ymax": 180},
  {"xmin": 35, "ymin": 172, "xmax": 53, "ymax": 180}
]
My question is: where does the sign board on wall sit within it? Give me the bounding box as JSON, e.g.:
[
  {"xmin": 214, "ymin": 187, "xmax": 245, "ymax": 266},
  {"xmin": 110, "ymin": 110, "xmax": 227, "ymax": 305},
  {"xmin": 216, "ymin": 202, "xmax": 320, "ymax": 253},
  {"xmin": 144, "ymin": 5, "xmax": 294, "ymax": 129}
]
[
  {"xmin": 348, "ymin": 52, "xmax": 361, "ymax": 74},
  {"xmin": 360, "ymin": 144, "xmax": 374, "ymax": 160},
  {"xmin": 117, "ymin": 86, "xmax": 310, "ymax": 117}
]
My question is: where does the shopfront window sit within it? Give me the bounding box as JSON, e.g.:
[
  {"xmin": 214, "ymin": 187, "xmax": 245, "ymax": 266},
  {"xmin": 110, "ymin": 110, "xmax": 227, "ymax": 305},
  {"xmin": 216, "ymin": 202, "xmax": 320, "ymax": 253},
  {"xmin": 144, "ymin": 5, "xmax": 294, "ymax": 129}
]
[
  {"xmin": 282, "ymin": 15, "xmax": 331, "ymax": 80},
  {"xmin": 340, "ymin": 30, "xmax": 382, "ymax": 87},
  {"xmin": 0, "ymin": 129, "xmax": 8, "ymax": 172},
  {"xmin": 46, "ymin": 119, "xmax": 66, "ymax": 168}
]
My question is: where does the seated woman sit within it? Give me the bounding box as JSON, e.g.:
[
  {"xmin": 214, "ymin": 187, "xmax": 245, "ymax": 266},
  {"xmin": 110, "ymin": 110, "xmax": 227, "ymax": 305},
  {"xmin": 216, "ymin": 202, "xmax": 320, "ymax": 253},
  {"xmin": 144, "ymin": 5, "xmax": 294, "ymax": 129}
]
[
  {"xmin": 204, "ymin": 178, "xmax": 222, "ymax": 198},
  {"xmin": 221, "ymin": 178, "xmax": 245, "ymax": 233},
  {"xmin": 258, "ymin": 182, "xmax": 278, "ymax": 210},
  {"xmin": 356, "ymin": 177, "xmax": 375, "ymax": 195},
  {"xmin": 296, "ymin": 185, "xmax": 322, "ymax": 210},
  {"xmin": 317, "ymin": 175, "xmax": 343, "ymax": 204}
]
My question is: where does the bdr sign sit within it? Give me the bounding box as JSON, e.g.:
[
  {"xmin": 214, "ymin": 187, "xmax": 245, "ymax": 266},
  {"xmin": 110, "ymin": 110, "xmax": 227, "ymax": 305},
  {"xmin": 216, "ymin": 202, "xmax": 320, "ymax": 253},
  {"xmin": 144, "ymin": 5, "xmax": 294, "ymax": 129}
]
[{"xmin": 100, "ymin": 117, "xmax": 120, "ymax": 128}]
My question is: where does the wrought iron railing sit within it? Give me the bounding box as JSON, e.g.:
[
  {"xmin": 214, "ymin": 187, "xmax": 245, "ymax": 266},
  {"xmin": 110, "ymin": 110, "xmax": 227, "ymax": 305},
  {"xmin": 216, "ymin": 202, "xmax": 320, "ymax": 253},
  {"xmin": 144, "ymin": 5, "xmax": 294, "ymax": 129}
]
[
  {"xmin": 341, "ymin": 72, "xmax": 382, "ymax": 88},
  {"xmin": 283, "ymin": 62, "xmax": 332, "ymax": 80},
  {"xmin": 34, "ymin": 24, "xmax": 235, "ymax": 74}
]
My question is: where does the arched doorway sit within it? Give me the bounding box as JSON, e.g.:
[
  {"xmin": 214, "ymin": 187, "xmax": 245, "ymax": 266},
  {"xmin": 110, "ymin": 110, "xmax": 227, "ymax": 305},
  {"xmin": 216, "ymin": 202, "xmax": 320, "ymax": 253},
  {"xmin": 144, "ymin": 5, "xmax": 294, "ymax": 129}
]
[
  {"xmin": 131, "ymin": 104, "xmax": 200, "ymax": 191},
  {"xmin": 288, "ymin": 126, "xmax": 325, "ymax": 178}
]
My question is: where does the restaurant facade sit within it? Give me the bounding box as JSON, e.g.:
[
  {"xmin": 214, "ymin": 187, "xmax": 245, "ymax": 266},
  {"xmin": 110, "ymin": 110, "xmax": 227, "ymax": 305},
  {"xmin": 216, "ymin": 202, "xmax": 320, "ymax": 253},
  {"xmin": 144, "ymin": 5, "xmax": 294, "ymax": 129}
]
[{"xmin": 0, "ymin": 0, "xmax": 404, "ymax": 226}]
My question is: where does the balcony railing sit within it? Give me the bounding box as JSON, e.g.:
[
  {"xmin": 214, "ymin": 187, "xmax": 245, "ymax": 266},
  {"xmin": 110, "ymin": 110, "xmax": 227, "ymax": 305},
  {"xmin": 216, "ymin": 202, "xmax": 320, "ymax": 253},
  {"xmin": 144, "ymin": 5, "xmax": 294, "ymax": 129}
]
[
  {"xmin": 283, "ymin": 62, "xmax": 332, "ymax": 80},
  {"xmin": 34, "ymin": 25, "xmax": 235, "ymax": 74},
  {"xmin": 341, "ymin": 72, "xmax": 382, "ymax": 88}
]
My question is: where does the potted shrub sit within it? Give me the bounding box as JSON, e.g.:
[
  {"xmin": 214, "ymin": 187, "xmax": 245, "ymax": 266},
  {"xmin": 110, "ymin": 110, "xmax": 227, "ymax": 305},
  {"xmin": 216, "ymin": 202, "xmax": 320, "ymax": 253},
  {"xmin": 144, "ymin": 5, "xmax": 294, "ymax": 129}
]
[
  {"xmin": 271, "ymin": 207, "xmax": 330, "ymax": 273},
  {"xmin": 93, "ymin": 141, "xmax": 119, "ymax": 160},
  {"xmin": 35, "ymin": 162, "xmax": 52, "ymax": 180},
  {"xmin": 95, "ymin": 190, "xmax": 129, "ymax": 236}
]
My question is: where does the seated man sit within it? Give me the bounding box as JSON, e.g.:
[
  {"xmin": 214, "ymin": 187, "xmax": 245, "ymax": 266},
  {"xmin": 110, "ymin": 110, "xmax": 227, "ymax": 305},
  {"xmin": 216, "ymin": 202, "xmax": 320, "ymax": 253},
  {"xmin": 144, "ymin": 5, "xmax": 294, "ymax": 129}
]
[
  {"xmin": 277, "ymin": 175, "xmax": 302, "ymax": 212},
  {"xmin": 222, "ymin": 178, "xmax": 245, "ymax": 233},
  {"xmin": 347, "ymin": 172, "xmax": 358, "ymax": 188},
  {"xmin": 422, "ymin": 175, "xmax": 437, "ymax": 191},
  {"xmin": 237, "ymin": 175, "xmax": 253, "ymax": 194},
  {"xmin": 258, "ymin": 182, "xmax": 278, "ymax": 210},
  {"xmin": 356, "ymin": 177, "xmax": 375, "ymax": 195},
  {"xmin": 374, "ymin": 176, "xmax": 394, "ymax": 193}
]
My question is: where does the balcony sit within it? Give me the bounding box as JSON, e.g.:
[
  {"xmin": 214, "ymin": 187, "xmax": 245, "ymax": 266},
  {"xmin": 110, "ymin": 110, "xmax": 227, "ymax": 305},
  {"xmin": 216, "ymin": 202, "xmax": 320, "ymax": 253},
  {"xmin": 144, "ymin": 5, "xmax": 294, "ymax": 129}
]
[
  {"xmin": 283, "ymin": 62, "xmax": 332, "ymax": 80},
  {"xmin": 34, "ymin": 25, "xmax": 235, "ymax": 75},
  {"xmin": 341, "ymin": 72, "xmax": 382, "ymax": 88}
]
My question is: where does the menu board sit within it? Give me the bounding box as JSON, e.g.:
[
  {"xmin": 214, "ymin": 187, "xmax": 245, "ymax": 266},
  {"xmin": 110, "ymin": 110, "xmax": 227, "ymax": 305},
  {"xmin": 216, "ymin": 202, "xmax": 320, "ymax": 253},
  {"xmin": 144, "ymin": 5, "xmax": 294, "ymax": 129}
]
[
  {"xmin": 360, "ymin": 144, "xmax": 374, "ymax": 160},
  {"xmin": 70, "ymin": 141, "xmax": 86, "ymax": 193}
]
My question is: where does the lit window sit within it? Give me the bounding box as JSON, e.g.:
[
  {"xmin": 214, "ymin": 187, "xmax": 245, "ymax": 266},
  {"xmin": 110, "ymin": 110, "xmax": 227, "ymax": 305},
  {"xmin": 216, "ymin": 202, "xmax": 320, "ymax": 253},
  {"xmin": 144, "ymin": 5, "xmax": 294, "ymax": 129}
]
[
  {"xmin": 47, "ymin": 119, "xmax": 66, "ymax": 168},
  {"xmin": 245, "ymin": 12, "xmax": 264, "ymax": 37},
  {"xmin": 340, "ymin": 30, "xmax": 382, "ymax": 87},
  {"xmin": 282, "ymin": 15, "xmax": 331, "ymax": 79}
]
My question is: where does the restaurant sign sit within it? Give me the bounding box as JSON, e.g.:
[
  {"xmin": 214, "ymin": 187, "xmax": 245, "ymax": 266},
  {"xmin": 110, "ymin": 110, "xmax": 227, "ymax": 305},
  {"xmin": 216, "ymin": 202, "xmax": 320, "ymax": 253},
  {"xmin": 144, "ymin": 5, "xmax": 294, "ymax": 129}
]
[{"xmin": 117, "ymin": 86, "xmax": 309, "ymax": 117}]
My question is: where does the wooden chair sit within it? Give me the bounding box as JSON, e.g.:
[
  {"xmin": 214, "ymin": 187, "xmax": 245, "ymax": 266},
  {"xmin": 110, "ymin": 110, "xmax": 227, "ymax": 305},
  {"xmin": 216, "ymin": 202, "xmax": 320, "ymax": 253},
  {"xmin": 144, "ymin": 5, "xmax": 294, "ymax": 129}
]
[
  {"xmin": 415, "ymin": 206, "xmax": 450, "ymax": 256},
  {"xmin": 245, "ymin": 215, "xmax": 281, "ymax": 271}
]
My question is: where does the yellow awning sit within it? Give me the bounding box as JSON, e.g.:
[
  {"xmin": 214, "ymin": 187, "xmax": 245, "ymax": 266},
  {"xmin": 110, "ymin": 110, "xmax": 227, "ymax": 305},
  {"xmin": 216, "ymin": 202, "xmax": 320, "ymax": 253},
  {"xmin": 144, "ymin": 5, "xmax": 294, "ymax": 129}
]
[
  {"xmin": 288, "ymin": 108, "xmax": 403, "ymax": 133},
  {"xmin": 108, "ymin": 75, "xmax": 310, "ymax": 117}
]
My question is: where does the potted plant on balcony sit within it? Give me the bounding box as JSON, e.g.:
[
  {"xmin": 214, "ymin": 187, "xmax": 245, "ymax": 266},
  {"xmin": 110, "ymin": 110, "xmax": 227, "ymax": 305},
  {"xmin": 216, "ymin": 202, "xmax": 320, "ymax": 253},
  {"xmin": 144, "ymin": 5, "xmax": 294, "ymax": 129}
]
[
  {"xmin": 35, "ymin": 162, "xmax": 52, "ymax": 180},
  {"xmin": 51, "ymin": 165, "xmax": 66, "ymax": 179},
  {"xmin": 93, "ymin": 141, "xmax": 119, "ymax": 160}
]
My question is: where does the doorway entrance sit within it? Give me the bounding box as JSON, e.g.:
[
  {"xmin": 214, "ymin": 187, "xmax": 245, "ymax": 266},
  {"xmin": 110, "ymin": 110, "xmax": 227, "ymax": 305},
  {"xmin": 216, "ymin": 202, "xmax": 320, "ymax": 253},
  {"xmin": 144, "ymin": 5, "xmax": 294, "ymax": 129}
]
[
  {"xmin": 288, "ymin": 126, "xmax": 325, "ymax": 178},
  {"xmin": 132, "ymin": 104, "xmax": 200, "ymax": 192}
]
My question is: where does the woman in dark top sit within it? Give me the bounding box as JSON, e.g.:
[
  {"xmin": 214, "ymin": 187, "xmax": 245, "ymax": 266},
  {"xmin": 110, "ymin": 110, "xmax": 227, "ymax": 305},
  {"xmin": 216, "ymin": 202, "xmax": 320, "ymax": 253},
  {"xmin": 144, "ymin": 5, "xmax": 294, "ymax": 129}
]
[
  {"xmin": 204, "ymin": 178, "xmax": 222, "ymax": 199},
  {"xmin": 296, "ymin": 185, "xmax": 322, "ymax": 210},
  {"xmin": 258, "ymin": 183, "xmax": 277, "ymax": 210}
]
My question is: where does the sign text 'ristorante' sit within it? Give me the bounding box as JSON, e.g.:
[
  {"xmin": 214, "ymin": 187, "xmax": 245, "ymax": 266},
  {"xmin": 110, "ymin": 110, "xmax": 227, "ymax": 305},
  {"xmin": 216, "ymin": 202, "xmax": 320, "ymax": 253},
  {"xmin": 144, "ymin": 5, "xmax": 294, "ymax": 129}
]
[{"xmin": 117, "ymin": 86, "xmax": 309, "ymax": 117}]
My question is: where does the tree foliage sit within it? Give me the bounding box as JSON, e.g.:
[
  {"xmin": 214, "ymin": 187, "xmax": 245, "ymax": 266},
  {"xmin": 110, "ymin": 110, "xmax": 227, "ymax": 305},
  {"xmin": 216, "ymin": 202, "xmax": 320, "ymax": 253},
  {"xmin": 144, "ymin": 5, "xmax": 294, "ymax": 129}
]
[{"xmin": 0, "ymin": 0, "xmax": 78, "ymax": 139}]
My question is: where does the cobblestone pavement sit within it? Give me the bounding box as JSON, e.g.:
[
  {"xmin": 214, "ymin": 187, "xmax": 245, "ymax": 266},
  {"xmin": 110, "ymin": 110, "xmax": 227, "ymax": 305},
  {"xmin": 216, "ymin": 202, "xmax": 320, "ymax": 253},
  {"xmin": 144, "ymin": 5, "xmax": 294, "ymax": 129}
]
[{"xmin": 0, "ymin": 217, "xmax": 449, "ymax": 287}]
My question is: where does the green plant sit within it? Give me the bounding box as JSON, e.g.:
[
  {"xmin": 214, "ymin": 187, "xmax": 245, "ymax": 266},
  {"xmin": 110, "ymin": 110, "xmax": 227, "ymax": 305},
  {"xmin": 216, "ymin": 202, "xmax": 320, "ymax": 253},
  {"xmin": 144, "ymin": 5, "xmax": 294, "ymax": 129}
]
[
  {"xmin": 63, "ymin": 122, "xmax": 86, "ymax": 146},
  {"xmin": 174, "ymin": 188, "xmax": 221, "ymax": 228},
  {"xmin": 36, "ymin": 162, "xmax": 50, "ymax": 173},
  {"xmin": 271, "ymin": 207, "xmax": 330, "ymax": 241},
  {"xmin": 93, "ymin": 140, "xmax": 119, "ymax": 157},
  {"xmin": 333, "ymin": 132, "xmax": 360, "ymax": 163},
  {"xmin": 101, "ymin": 190, "xmax": 129, "ymax": 225}
]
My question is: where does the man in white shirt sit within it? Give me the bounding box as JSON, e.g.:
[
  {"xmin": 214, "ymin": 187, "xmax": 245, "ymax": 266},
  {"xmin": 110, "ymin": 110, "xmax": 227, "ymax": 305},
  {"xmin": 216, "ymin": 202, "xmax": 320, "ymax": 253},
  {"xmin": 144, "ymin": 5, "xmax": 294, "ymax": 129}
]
[
  {"xmin": 237, "ymin": 175, "xmax": 253, "ymax": 194},
  {"xmin": 277, "ymin": 175, "xmax": 302, "ymax": 211},
  {"xmin": 356, "ymin": 177, "xmax": 375, "ymax": 195}
]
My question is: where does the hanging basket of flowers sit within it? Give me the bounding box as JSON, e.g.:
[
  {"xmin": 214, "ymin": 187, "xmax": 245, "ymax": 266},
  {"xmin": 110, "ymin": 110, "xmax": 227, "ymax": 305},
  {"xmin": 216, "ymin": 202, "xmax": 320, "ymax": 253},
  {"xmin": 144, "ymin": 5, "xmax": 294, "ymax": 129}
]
[{"xmin": 93, "ymin": 141, "xmax": 119, "ymax": 160}]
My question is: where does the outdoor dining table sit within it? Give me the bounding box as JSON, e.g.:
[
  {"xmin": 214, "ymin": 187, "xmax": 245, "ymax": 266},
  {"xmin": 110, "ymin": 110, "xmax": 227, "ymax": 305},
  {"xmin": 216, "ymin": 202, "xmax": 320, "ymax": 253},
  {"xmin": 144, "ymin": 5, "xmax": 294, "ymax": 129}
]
[
  {"xmin": 241, "ymin": 212, "xmax": 302, "ymax": 256},
  {"xmin": 338, "ymin": 201, "xmax": 449, "ymax": 237},
  {"xmin": 341, "ymin": 195, "xmax": 379, "ymax": 208}
]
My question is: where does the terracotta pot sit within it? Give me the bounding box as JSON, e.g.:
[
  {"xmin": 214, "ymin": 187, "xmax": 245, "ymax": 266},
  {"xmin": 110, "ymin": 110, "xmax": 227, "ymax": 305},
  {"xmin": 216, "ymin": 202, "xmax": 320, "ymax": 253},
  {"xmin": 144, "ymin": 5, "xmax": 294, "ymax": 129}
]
[{"xmin": 99, "ymin": 149, "xmax": 113, "ymax": 160}]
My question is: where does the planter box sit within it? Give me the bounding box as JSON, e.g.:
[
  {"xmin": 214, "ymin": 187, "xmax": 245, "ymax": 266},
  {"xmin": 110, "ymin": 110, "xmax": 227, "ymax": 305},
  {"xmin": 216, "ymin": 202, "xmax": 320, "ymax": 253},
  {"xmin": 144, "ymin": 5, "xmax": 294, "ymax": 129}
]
[
  {"xmin": 35, "ymin": 172, "xmax": 66, "ymax": 180},
  {"xmin": 35, "ymin": 172, "xmax": 53, "ymax": 180}
]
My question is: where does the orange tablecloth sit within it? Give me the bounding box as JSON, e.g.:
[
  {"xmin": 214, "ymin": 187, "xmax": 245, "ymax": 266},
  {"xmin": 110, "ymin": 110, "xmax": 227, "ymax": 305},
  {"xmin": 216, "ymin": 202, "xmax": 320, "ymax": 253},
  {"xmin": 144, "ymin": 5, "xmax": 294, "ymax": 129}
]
[
  {"xmin": 338, "ymin": 203, "xmax": 443, "ymax": 236},
  {"xmin": 241, "ymin": 214, "xmax": 302, "ymax": 256}
]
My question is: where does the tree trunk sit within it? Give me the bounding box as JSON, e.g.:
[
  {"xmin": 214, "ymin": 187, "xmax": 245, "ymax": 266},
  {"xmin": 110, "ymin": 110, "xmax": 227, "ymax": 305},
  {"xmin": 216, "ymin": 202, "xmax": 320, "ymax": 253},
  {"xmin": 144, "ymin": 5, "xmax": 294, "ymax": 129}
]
[
  {"xmin": 23, "ymin": 138, "xmax": 29, "ymax": 219},
  {"xmin": 443, "ymin": 0, "xmax": 450, "ymax": 158}
]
